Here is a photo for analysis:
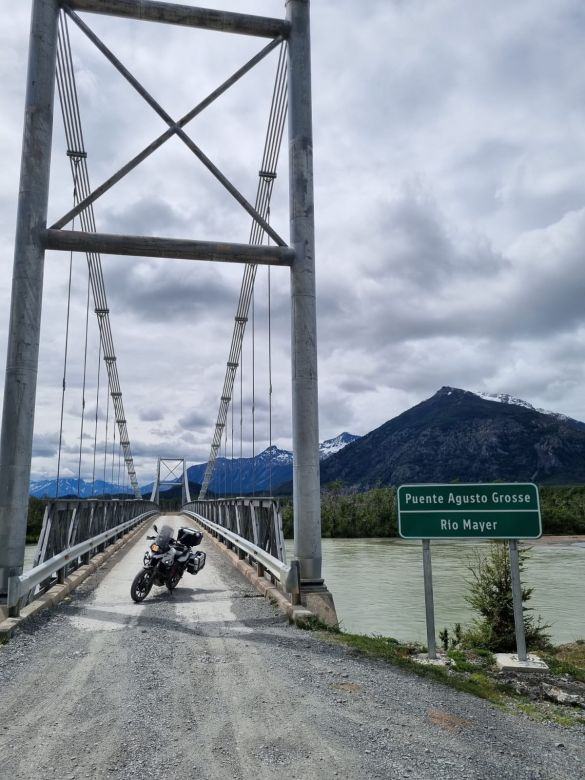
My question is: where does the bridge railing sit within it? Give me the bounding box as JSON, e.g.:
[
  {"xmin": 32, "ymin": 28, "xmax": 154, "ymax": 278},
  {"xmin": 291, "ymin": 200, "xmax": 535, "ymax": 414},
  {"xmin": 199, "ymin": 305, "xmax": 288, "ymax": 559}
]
[
  {"xmin": 183, "ymin": 498, "xmax": 286, "ymax": 560},
  {"xmin": 182, "ymin": 499, "xmax": 300, "ymax": 599},
  {"xmin": 7, "ymin": 499, "xmax": 158, "ymax": 611}
]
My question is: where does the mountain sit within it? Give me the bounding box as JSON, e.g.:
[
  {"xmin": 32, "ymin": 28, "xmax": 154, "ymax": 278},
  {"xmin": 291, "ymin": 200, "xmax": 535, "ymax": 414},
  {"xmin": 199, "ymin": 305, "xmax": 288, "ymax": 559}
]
[
  {"xmin": 187, "ymin": 434, "xmax": 360, "ymax": 495},
  {"xmin": 29, "ymin": 477, "xmax": 133, "ymax": 499},
  {"xmin": 29, "ymin": 433, "xmax": 359, "ymax": 498},
  {"xmin": 319, "ymin": 386, "xmax": 585, "ymax": 488},
  {"xmin": 186, "ymin": 446, "xmax": 293, "ymax": 496}
]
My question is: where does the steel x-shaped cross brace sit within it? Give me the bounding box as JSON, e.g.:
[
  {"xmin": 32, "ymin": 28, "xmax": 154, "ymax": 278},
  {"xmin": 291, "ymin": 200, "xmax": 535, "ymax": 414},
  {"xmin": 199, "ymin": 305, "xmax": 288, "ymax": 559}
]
[{"xmin": 51, "ymin": 5, "xmax": 287, "ymax": 247}]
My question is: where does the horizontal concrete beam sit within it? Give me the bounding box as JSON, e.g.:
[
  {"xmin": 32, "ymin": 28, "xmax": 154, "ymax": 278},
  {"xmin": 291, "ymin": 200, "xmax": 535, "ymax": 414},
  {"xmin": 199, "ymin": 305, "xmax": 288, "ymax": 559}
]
[
  {"xmin": 66, "ymin": 0, "xmax": 290, "ymax": 38},
  {"xmin": 45, "ymin": 229, "xmax": 294, "ymax": 267}
]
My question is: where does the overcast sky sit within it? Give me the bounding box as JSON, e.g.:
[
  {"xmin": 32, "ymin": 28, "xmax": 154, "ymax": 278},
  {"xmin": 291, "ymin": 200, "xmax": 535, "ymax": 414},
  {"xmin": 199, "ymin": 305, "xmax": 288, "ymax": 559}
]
[{"xmin": 2, "ymin": 0, "xmax": 585, "ymax": 486}]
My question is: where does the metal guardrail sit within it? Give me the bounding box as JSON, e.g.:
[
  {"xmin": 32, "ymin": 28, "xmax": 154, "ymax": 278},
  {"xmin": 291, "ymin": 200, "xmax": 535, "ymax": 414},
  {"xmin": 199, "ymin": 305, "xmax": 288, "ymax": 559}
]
[
  {"xmin": 7, "ymin": 501, "xmax": 158, "ymax": 609},
  {"xmin": 182, "ymin": 508, "xmax": 300, "ymax": 597},
  {"xmin": 183, "ymin": 498, "xmax": 286, "ymax": 561}
]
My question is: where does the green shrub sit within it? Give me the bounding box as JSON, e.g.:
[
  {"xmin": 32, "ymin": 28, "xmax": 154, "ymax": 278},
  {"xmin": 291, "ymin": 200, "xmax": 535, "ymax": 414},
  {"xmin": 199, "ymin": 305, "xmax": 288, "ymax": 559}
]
[{"xmin": 462, "ymin": 542, "xmax": 551, "ymax": 652}]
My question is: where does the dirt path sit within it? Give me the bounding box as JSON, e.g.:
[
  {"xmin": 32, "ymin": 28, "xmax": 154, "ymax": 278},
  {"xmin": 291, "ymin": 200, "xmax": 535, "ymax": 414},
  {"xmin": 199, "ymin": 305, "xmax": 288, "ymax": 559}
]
[{"xmin": 0, "ymin": 515, "xmax": 583, "ymax": 779}]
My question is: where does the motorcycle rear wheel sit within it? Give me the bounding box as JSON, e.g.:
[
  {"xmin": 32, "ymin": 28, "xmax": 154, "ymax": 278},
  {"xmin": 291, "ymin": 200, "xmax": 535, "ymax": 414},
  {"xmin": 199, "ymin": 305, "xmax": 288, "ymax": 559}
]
[{"xmin": 131, "ymin": 569, "xmax": 154, "ymax": 602}]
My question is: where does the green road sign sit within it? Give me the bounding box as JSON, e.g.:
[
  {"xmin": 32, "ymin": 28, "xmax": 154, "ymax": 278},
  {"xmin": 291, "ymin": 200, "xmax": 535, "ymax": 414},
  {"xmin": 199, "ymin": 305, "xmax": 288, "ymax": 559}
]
[{"xmin": 397, "ymin": 483, "xmax": 542, "ymax": 539}]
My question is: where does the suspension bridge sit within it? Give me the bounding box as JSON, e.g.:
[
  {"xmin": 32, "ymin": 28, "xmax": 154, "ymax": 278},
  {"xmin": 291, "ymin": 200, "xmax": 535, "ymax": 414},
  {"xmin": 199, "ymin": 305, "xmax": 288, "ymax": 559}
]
[{"xmin": 0, "ymin": 0, "xmax": 337, "ymax": 627}]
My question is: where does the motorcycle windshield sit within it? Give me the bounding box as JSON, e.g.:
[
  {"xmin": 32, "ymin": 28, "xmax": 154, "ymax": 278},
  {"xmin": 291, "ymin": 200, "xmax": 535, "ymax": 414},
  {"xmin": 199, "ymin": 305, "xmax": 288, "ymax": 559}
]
[{"xmin": 154, "ymin": 525, "xmax": 174, "ymax": 552}]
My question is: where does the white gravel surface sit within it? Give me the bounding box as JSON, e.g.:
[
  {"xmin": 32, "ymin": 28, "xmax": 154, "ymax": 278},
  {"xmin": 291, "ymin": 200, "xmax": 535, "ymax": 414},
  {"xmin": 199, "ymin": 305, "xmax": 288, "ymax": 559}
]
[{"xmin": 0, "ymin": 514, "xmax": 584, "ymax": 780}]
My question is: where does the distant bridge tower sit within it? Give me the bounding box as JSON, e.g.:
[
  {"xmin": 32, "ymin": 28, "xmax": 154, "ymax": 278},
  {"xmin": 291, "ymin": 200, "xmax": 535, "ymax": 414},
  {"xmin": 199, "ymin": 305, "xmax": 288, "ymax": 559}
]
[{"xmin": 150, "ymin": 458, "xmax": 191, "ymax": 506}]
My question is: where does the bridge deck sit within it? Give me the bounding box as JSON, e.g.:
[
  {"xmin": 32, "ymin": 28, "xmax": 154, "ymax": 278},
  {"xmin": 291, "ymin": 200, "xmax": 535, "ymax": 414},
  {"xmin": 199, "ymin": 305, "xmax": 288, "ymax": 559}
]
[{"xmin": 0, "ymin": 515, "xmax": 583, "ymax": 779}]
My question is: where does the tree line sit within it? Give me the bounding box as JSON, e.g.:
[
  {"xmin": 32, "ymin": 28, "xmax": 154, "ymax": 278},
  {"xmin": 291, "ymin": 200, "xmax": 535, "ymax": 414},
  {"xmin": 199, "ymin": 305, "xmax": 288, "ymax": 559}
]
[
  {"xmin": 281, "ymin": 482, "xmax": 585, "ymax": 539},
  {"xmin": 24, "ymin": 483, "xmax": 585, "ymax": 543}
]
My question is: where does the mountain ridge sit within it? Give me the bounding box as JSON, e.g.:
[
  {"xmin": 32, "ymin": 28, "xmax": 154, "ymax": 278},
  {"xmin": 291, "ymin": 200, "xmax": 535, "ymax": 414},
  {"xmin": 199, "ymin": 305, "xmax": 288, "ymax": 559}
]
[
  {"xmin": 29, "ymin": 432, "xmax": 360, "ymax": 498},
  {"xmin": 319, "ymin": 386, "xmax": 585, "ymax": 488}
]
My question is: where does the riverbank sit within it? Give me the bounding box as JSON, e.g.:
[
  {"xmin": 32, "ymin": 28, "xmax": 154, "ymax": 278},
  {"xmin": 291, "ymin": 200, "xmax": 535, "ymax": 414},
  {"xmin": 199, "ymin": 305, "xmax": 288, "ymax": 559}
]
[
  {"xmin": 530, "ymin": 535, "xmax": 585, "ymax": 544},
  {"xmin": 316, "ymin": 628, "xmax": 585, "ymax": 727}
]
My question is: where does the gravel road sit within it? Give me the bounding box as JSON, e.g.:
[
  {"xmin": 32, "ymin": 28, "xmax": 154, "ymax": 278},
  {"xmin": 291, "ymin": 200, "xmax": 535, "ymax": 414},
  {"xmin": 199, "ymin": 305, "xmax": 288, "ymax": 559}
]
[{"xmin": 0, "ymin": 514, "xmax": 583, "ymax": 780}]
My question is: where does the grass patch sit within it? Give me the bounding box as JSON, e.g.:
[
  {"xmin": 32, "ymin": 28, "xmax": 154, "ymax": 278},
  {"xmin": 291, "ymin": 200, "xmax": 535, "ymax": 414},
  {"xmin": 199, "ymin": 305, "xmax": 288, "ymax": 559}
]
[
  {"xmin": 515, "ymin": 702, "xmax": 577, "ymax": 728},
  {"xmin": 447, "ymin": 649, "xmax": 477, "ymax": 673},
  {"xmin": 295, "ymin": 614, "xmax": 341, "ymax": 632},
  {"xmin": 326, "ymin": 631, "xmax": 505, "ymax": 704},
  {"xmin": 540, "ymin": 642, "xmax": 585, "ymax": 683}
]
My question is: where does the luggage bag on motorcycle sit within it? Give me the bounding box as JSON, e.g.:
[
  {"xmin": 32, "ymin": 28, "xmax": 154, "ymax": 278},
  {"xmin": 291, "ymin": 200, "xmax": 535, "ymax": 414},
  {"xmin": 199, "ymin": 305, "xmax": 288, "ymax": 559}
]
[
  {"xmin": 177, "ymin": 527, "xmax": 203, "ymax": 547},
  {"xmin": 187, "ymin": 550, "xmax": 206, "ymax": 574}
]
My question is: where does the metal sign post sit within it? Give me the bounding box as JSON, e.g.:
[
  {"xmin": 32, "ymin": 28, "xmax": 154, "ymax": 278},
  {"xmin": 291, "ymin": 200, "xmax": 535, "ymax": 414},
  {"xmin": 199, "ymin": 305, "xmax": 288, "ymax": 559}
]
[
  {"xmin": 508, "ymin": 539, "xmax": 527, "ymax": 662},
  {"xmin": 421, "ymin": 539, "xmax": 436, "ymax": 659}
]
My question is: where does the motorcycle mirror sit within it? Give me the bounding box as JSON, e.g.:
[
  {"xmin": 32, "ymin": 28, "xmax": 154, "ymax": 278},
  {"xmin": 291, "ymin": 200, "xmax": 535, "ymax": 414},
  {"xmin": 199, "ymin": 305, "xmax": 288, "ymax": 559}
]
[{"xmin": 153, "ymin": 524, "xmax": 158, "ymax": 532}]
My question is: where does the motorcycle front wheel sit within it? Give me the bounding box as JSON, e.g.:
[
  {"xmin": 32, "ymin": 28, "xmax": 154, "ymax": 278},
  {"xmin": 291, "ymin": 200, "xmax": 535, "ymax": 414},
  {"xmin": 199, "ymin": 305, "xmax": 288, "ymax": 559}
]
[
  {"xmin": 131, "ymin": 569, "xmax": 154, "ymax": 602},
  {"xmin": 166, "ymin": 570, "xmax": 182, "ymax": 593}
]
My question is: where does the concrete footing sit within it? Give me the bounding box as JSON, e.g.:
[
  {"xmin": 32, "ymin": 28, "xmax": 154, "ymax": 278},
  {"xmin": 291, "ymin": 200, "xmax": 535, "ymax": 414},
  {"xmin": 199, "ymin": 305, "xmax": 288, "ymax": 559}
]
[
  {"xmin": 495, "ymin": 653, "xmax": 549, "ymax": 672},
  {"xmin": 412, "ymin": 653, "xmax": 452, "ymax": 668},
  {"xmin": 302, "ymin": 587, "xmax": 338, "ymax": 628}
]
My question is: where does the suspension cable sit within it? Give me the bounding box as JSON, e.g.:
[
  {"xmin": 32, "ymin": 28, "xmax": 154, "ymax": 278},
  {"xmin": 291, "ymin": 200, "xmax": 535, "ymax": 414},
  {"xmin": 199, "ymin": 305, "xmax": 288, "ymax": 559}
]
[
  {"xmin": 252, "ymin": 288, "xmax": 256, "ymax": 496},
  {"xmin": 55, "ymin": 244, "xmax": 73, "ymax": 499},
  {"xmin": 224, "ymin": 418, "xmax": 228, "ymax": 498},
  {"xmin": 76, "ymin": 256, "xmax": 91, "ymax": 496},
  {"xmin": 103, "ymin": 384, "xmax": 110, "ymax": 491},
  {"xmin": 111, "ymin": 420, "xmax": 116, "ymax": 487},
  {"xmin": 55, "ymin": 158, "xmax": 81, "ymax": 498},
  {"xmin": 239, "ymin": 346, "xmax": 243, "ymax": 496},
  {"xmin": 91, "ymin": 339, "xmax": 101, "ymax": 496},
  {"xmin": 56, "ymin": 11, "xmax": 141, "ymax": 496},
  {"xmin": 199, "ymin": 41, "xmax": 288, "ymax": 498},
  {"xmin": 268, "ymin": 260, "xmax": 273, "ymax": 496}
]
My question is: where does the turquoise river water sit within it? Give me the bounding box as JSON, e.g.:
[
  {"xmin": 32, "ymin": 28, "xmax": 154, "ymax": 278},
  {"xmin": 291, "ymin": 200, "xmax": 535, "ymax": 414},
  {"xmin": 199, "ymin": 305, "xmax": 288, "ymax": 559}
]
[{"xmin": 314, "ymin": 538, "xmax": 585, "ymax": 645}]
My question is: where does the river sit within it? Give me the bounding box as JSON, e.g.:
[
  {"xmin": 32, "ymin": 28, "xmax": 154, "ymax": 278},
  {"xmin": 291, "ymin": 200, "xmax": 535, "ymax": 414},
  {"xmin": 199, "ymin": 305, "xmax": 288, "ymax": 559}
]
[
  {"xmin": 316, "ymin": 538, "xmax": 585, "ymax": 645},
  {"xmin": 25, "ymin": 537, "xmax": 585, "ymax": 645}
]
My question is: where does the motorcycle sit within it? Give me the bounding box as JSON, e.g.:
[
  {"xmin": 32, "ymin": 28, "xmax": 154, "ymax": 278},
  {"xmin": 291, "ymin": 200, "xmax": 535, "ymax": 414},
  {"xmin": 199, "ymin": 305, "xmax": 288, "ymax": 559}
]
[{"xmin": 130, "ymin": 523, "xmax": 206, "ymax": 603}]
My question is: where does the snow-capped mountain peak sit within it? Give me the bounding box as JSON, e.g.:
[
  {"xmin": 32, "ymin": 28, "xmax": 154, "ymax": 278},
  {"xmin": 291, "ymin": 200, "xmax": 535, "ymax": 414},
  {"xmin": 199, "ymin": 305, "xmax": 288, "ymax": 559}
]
[
  {"xmin": 474, "ymin": 391, "xmax": 571, "ymax": 423},
  {"xmin": 319, "ymin": 432, "xmax": 361, "ymax": 460}
]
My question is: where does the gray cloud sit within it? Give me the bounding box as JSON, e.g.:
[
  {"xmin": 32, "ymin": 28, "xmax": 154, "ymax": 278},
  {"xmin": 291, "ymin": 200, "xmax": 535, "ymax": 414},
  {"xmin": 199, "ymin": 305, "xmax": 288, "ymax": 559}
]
[
  {"xmin": 3, "ymin": 1, "xmax": 585, "ymax": 485},
  {"xmin": 139, "ymin": 406, "xmax": 164, "ymax": 422},
  {"xmin": 32, "ymin": 433, "xmax": 60, "ymax": 459}
]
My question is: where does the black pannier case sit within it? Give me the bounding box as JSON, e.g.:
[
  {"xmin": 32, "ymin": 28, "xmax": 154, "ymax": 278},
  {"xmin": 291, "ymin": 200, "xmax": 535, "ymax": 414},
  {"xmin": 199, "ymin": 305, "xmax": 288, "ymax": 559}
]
[
  {"xmin": 177, "ymin": 527, "xmax": 203, "ymax": 547},
  {"xmin": 187, "ymin": 551, "xmax": 206, "ymax": 574}
]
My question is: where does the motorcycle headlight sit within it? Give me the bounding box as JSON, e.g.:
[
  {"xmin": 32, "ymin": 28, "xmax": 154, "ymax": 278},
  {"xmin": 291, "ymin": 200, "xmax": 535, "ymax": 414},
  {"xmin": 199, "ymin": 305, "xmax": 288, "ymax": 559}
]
[{"xmin": 150, "ymin": 543, "xmax": 160, "ymax": 552}]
